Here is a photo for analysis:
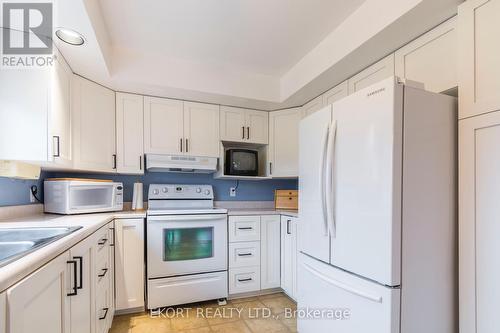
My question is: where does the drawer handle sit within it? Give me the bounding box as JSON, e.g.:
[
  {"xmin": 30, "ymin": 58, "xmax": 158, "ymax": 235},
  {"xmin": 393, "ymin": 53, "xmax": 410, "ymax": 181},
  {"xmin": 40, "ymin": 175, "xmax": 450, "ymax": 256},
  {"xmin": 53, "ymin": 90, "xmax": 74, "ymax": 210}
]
[
  {"xmin": 98, "ymin": 268, "xmax": 108, "ymax": 278},
  {"xmin": 238, "ymin": 253, "xmax": 253, "ymax": 257},
  {"xmin": 99, "ymin": 307, "xmax": 109, "ymax": 320},
  {"xmin": 238, "ymin": 278, "xmax": 253, "ymax": 282},
  {"xmin": 98, "ymin": 238, "xmax": 108, "ymax": 246},
  {"xmin": 238, "ymin": 227, "xmax": 253, "ymax": 230}
]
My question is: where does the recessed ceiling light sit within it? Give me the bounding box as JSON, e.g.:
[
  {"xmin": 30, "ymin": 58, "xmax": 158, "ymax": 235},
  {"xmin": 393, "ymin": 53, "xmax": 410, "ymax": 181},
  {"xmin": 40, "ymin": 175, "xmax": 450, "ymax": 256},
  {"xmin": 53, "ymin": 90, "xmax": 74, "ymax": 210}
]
[{"xmin": 55, "ymin": 28, "xmax": 85, "ymax": 46}]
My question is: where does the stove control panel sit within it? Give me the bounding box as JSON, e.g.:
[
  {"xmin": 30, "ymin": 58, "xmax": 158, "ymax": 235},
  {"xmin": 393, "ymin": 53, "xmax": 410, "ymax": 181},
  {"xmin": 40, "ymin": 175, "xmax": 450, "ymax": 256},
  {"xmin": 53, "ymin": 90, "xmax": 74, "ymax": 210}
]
[{"xmin": 148, "ymin": 184, "xmax": 214, "ymax": 200}]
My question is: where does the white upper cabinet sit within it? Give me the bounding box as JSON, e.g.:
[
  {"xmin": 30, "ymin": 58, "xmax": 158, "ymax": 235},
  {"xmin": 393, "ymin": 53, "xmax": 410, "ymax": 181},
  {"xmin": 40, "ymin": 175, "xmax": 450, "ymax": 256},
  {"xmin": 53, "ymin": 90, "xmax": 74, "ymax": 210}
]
[
  {"xmin": 0, "ymin": 29, "xmax": 49, "ymax": 162},
  {"xmin": 302, "ymin": 96, "xmax": 324, "ymax": 117},
  {"xmin": 183, "ymin": 102, "xmax": 220, "ymax": 157},
  {"xmin": 220, "ymin": 106, "xmax": 268, "ymax": 144},
  {"xmin": 72, "ymin": 75, "xmax": 116, "ymax": 173},
  {"xmin": 348, "ymin": 54, "xmax": 395, "ymax": 94},
  {"xmin": 396, "ymin": 17, "xmax": 457, "ymax": 93},
  {"xmin": 144, "ymin": 97, "xmax": 219, "ymax": 157},
  {"xmin": 322, "ymin": 80, "xmax": 349, "ymax": 106},
  {"xmin": 459, "ymin": 0, "xmax": 500, "ymax": 119},
  {"xmin": 268, "ymin": 108, "xmax": 302, "ymax": 178},
  {"xmin": 144, "ymin": 96, "xmax": 184, "ymax": 155},
  {"xmin": 49, "ymin": 51, "xmax": 72, "ymax": 167},
  {"xmin": 7, "ymin": 251, "xmax": 71, "ymax": 333},
  {"xmin": 116, "ymin": 93, "xmax": 144, "ymax": 174}
]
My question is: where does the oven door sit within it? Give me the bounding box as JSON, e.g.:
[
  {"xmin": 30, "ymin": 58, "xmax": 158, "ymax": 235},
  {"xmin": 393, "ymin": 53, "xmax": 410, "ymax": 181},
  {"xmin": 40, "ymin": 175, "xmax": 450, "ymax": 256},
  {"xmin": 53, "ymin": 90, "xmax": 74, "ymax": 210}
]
[{"xmin": 147, "ymin": 214, "xmax": 228, "ymax": 278}]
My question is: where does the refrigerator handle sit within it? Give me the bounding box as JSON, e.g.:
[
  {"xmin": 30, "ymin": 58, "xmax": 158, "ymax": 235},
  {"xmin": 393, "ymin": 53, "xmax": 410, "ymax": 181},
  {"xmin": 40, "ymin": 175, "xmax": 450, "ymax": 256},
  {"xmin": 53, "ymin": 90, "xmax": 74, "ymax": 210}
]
[
  {"xmin": 325, "ymin": 120, "xmax": 337, "ymax": 237},
  {"xmin": 302, "ymin": 262, "xmax": 383, "ymax": 303},
  {"xmin": 319, "ymin": 124, "xmax": 330, "ymax": 236}
]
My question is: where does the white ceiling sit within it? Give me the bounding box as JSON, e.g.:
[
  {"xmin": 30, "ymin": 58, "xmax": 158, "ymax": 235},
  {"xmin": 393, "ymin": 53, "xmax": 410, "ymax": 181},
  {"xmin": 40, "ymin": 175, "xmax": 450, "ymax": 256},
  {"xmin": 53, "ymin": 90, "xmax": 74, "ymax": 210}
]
[{"xmin": 99, "ymin": 0, "xmax": 366, "ymax": 77}]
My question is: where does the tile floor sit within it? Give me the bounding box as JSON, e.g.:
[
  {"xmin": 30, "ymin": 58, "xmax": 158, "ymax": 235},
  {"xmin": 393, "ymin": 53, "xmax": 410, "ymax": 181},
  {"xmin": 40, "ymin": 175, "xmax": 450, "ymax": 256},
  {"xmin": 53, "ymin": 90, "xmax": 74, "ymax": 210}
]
[{"xmin": 110, "ymin": 292, "xmax": 297, "ymax": 333}]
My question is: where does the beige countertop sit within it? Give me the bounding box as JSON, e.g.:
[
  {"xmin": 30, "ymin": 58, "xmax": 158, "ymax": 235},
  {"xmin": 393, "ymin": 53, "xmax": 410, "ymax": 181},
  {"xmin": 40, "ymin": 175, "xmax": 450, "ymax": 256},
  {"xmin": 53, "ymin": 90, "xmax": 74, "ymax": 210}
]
[
  {"xmin": 226, "ymin": 208, "xmax": 299, "ymax": 218},
  {"xmin": 0, "ymin": 210, "xmax": 146, "ymax": 293}
]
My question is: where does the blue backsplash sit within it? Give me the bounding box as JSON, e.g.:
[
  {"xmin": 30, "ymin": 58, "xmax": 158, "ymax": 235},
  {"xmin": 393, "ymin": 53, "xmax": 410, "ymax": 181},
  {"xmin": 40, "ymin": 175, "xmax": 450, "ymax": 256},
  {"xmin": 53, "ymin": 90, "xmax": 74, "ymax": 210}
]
[{"xmin": 0, "ymin": 171, "xmax": 298, "ymax": 206}]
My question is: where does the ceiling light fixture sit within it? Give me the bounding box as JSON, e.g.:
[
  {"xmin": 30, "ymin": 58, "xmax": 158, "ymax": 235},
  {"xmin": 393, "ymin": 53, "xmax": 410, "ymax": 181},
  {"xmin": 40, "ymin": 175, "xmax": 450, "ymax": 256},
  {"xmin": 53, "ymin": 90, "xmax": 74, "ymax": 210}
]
[{"xmin": 55, "ymin": 28, "xmax": 85, "ymax": 46}]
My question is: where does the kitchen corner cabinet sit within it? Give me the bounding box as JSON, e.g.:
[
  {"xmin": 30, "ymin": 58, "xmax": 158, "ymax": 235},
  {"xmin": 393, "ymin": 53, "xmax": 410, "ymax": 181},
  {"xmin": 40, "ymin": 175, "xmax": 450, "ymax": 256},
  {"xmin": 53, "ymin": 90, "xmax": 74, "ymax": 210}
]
[
  {"xmin": 459, "ymin": 110, "xmax": 500, "ymax": 333},
  {"xmin": 220, "ymin": 106, "xmax": 268, "ymax": 144},
  {"xmin": 7, "ymin": 251, "xmax": 71, "ymax": 333},
  {"xmin": 458, "ymin": 0, "xmax": 500, "ymax": 119},
  {"xmin": 348, "ymin": 54, "xmax": 395, "ymax": 94},
  {"xmin": 116, "ymin": 93, "xmax": 144, "ymax": 174},
  {"xmin": 261, "ymin": 215, "xmax": 281, "ymax": 289},
  {"xmin": 72, "ymin": 75, "xmax": 116, "ymax": 173},
  {"xmin": 302, "ymin": 96, "xmax": 324, "ymax": 117},
  {"xmin": 395, "ymin": 17, "xmax": 457, "ymax": 94},
  {"xmin": 144, "ymin": 97, "xmax": 219, "ymax": 157},
  {"xmin": 268, "ymin": 108, "xmax": 302, "ymax": 177},
  {"xmin": 49, "ymin": 50, "xmax": 73, "ymax": 167},
  {"xmin": 115, "ymin": 218, "xmax": 145, "ymax": 311},
  {"xmin": 281, "ymin": 216, "xmax": 297, "ymax": 300}
]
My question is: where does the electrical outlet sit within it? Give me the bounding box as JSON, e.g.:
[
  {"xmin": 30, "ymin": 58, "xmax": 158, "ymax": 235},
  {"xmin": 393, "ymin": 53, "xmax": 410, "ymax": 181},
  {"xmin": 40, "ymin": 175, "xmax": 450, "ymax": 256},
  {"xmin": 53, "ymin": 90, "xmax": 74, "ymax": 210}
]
[
  {"xmin": 29, "ymin": 189, "xmax": 36, "ymax": 203},
  {"xmin": 229, "ymin": 187, "xmax": 237, "ymax": 197}
]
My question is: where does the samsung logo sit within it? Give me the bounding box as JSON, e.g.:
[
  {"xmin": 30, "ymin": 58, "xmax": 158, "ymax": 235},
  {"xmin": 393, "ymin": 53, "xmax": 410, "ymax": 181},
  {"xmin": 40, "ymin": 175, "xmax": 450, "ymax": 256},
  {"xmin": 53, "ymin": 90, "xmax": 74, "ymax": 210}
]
[{"xmin": 367, "ymin": 87, "xmax": 386, "ymax": 97}]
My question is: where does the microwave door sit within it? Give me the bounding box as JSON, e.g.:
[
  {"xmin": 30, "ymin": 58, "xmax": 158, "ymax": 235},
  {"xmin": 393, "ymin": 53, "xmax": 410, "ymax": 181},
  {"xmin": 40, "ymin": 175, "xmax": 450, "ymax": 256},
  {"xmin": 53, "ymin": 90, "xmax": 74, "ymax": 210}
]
[{"xmin": 69, "ymin": 185, "xmax": 114, "ymax": 211}]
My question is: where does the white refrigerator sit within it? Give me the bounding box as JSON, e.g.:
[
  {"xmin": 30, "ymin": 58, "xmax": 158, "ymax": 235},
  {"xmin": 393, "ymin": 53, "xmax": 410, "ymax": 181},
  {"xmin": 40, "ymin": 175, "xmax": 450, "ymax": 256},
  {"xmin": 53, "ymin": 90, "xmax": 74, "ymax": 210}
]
[{"xmin": 297, "ymin": 77, "xmax": 457, "ymax": 333}]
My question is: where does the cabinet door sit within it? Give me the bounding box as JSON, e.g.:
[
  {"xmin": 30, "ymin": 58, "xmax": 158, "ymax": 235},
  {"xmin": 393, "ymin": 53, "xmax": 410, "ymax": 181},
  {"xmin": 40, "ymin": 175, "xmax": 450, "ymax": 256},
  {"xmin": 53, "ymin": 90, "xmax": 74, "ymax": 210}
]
[
  {"xmin": 280, "ymin": 216, "xmax": 293, "ymax": 298},
  {"xmin": 7, "ymin": 251, "xmax": 71, "ymax": 333},
  {"xmin": 116, "ymin": 93, "xmax": 144, "ymax": 174},
  {"xmin": 115, "ymin": 218, "xmax": 145, "ymax": 311},
  {"xmin": 348, "ymin": 54, "xmax": 395, "ymax": 93},
  {"xmin": 245, "ymin": 110, "xmax": 268, "ymax": 144},
  {"xmin": 107, "ymin": 222, "xmax": 115, "ymax": 329},
  {"xmin": 459, "ymin": 111, "xmax": 500, "ymax": 333},
  {"xmin": 183, "ymin": 102, "xmax": 220, "ymax": 157},
  {"xmin": 261, "ymin": 215, "xmax": 281, "ymax": 289},
  {"xmin": 302, "ymin": 96, "xmax": 324, "ymax": 117},
  {"xmin": 144, "ymin": 96, "xmax": 184, "ymax": 154},
  {"xmin": 72, "ymin": 75, "xmax": 116, "ymax": 172},
  {"xmin": 68, "ymin": 235, "xmax": 95, "ymax": 333},
  {"xmin": 291, "ymin": 219, "xmax": 298, "ymax": 300},
  {"xmin": 395, "ymin": 16, "xmax": 457, "ymax": 93},
  {"xmin": 322, "ymin": 80, "xmax": 349, "ymax": 106},
  {"xmin": 50, "ymin": 50, "xmax": 72, "ymax": 166},
  {"xmin": 459, "ymin": 0, "xmax": 500, "ymax": 119},
  {"xmin": 0, "ymin": 29, "xmax": 49, "ymax": 161},
  {"xmin": 220, "ymin": 106, "xmax": 247, "ymax": 143},
  {"xmin": 268, "ymin": 108, "xmax": 302, "ymax": 177},
  {"xmin": 0, "ymin": 292, "xmax": 5, "ymax": 333}
]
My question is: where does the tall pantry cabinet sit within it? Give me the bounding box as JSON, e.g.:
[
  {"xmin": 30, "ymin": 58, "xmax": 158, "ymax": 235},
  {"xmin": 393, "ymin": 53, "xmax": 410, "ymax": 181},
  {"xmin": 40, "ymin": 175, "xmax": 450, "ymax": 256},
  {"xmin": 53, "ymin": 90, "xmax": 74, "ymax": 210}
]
[{"xmin": 459, "ymin": 1, "xmax": 500, "ymax": 333}]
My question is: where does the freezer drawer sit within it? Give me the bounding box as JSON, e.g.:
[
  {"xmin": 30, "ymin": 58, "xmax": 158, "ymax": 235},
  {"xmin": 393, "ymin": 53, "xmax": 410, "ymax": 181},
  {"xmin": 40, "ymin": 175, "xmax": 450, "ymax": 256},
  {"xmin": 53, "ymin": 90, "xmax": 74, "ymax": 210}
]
[
  {"xmin": 297, "ymin": 254, "xmax": 400, "ymax": 333},
  {"xmin": 147, "ymin": 271, "xmax": 228, "ymax": 309}
]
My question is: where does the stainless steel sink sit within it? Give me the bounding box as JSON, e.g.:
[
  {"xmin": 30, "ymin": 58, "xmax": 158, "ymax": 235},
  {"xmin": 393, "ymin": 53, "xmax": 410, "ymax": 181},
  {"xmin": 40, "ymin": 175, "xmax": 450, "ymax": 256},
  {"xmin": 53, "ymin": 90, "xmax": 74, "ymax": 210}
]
[{"xmin": 0, "ymin": 226, "xmax": 82, "ymax": 267}]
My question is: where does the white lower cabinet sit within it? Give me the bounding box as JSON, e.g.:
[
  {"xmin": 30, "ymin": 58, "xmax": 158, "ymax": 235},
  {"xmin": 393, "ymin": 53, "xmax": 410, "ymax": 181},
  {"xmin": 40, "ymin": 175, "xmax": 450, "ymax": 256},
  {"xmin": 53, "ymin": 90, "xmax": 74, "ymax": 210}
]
[
  {"xmin": 229, "ymin": 267, "xmax": 261, "ymax": 294},
  {"xmin": 281, "ymin": 216, "xmax": 298, "ymax": 300},
  {"xmin": 261, "ymin": 215, "xmax": 281, "ymax": 289},
  {"xmin": 114, "ymin": 218, "xmax": 145, "ymax": 311},
  {"xmin": 7, "ymin": 251, "xmax": 71, "ymax": 333},
  {"xmin": 0, "ymin": 292, "xmax": 5, "ymax": 333}
]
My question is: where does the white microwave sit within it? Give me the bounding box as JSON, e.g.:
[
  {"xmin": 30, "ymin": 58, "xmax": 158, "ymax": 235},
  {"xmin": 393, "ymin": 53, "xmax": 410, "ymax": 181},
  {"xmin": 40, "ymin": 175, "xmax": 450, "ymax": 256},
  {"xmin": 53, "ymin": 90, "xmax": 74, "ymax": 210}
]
[{"xmin": 44, "ymin": 179, "xmax": 123, "ymax": 215}]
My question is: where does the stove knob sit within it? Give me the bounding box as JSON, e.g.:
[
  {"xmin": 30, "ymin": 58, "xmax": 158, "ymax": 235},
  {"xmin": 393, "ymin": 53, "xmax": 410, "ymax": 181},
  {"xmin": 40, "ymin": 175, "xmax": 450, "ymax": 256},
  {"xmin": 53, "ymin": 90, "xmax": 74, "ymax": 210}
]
[
  {"xmin": 204, "ymin": 189, "xmax": 211, "ymax": 195},
  {"xmin": 196, "ymin": 188, "xmax": 202, "ymax": 193},
  {"xmin": 153, "ymin": 189, "xmax": 160, "ymax": 195},
  {"xmin": 162, "ymin": 187, "xmax": 168, "ymax": 193}
]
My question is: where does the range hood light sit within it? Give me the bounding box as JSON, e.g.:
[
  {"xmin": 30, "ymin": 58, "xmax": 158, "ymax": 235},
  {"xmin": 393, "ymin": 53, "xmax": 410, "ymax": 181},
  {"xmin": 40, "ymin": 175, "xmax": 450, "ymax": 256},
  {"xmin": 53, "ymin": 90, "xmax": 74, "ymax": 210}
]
[{"xmin": 55, "ymin": 28, "xmax": 85, "ymax": 46}]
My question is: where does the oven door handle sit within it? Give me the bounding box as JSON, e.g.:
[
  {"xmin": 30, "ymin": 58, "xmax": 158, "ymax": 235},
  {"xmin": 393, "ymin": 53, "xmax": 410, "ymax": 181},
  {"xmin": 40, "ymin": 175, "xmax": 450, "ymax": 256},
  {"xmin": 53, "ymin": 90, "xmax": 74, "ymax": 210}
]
[{"xmin": 147, "ymin": 214, "xmax": 227, "ymax": 222}]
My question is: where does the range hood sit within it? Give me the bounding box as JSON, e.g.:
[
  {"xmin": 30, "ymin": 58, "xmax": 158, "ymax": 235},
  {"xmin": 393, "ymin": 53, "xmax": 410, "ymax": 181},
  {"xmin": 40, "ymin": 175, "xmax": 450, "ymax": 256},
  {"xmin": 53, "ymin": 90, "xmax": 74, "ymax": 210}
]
[{"xmin": 146, "ymin": 154, "xmax": 218, "ymax": 173}]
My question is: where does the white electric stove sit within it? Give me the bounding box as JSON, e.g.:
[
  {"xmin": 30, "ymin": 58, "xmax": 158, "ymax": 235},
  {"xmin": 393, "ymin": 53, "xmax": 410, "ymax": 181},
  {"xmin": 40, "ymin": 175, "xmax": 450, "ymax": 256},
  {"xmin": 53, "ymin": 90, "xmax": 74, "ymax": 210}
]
[{"xmin": 146, "ymin": 184, "xmax": 228, "ymax": 309}]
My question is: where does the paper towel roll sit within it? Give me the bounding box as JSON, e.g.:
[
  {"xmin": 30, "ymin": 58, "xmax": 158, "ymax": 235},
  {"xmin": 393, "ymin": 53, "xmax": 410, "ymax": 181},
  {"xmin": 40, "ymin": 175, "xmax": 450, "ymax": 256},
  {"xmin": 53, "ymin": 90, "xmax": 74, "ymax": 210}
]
[{"xmin": 132, "ymin": 182, "xmax": 143, "ymax": 210}]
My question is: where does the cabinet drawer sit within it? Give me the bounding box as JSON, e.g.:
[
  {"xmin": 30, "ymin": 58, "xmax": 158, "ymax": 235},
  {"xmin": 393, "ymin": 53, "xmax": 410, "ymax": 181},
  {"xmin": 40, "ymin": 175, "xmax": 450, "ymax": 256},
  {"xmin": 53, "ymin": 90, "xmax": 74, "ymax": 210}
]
[
  {"xmin": 229, "ymin": 266, "xmax": 261, "ymax": 294},
  {"xmin": 95, "ymin": 227, "xmax": 111, "ymax": 263},
  {"xmin": 229, "ymin": 241, "xmax": 261, "ymax": 268},
  {"xmin": 96, "ymin": 254, "xmax": 111, "ymax": 288},
  {"xmin": 96, "ymin": 279, "xmax": 111, "ymax": 333},
  {"xmin": 229, "ymin": 216, "xmax": 261, "ymax": 242}
]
